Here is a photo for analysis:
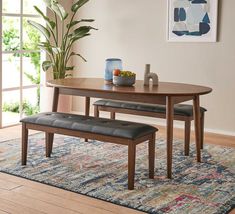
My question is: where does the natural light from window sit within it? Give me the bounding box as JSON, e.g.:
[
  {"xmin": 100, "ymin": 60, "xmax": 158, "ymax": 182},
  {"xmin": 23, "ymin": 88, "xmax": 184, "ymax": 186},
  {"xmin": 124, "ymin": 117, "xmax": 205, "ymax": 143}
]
[{"xmin": 1, "ymin": 0, "xmax": 45, "ymax": 127}]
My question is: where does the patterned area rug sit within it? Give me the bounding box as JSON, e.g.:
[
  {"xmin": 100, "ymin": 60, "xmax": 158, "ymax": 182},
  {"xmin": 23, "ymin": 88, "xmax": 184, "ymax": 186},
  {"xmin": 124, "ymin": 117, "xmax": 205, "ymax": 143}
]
[{"xmin": 0, "ymin": 133, "xmax": 234, "ymax": 214}]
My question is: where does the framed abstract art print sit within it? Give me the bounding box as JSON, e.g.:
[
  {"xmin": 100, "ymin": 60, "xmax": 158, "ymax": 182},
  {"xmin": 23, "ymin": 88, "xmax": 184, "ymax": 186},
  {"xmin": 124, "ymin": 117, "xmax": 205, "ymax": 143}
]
[{"xmin": 167, "ymin": 0, "xmax": 218, "ymax": 42}]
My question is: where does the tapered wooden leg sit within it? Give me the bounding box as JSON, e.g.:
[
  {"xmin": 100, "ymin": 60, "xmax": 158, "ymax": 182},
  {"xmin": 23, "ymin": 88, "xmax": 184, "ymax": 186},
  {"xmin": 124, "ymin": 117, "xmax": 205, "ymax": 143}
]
[
  {"xmin": 49, "ymin": 87, "xmax": 59, "ymax": 157},
  {"xmin": 184, "ymin": 119, "xmax": 191, "ymax": 156},
  {"xmin": 128, "ymin": 143, "xmax": 136, "ymax": 190},
  {"xmin": 46, "ymin": 133, "xmax": 54, "ymax": 157},
  {"xmin": 94, "ymin": 105, "xmax": 99, "ymax": 117},
  {"xmin": 193, "ymin": 96, "xmax": 201, "ymax": 162},
  {"xmin": 149, "ymin": 133, "xmax": 156, "ymax": 179},
  {"xmin": 166, "ymin": 96, "xmax": 174, "ymax": 179},
  {"xmin": 49, "ymin": 133, "xmax": 54, "ymax": 155},
  {"xmin": 52, "ymin": 87, "xmax": 59, "ymax": 112},
  {"xmin": 200, "ymin": 112, "xmax": 205, "ymax": 149},
  {"xmin": 22, "ymin": 123, "xmax": 28, "ymax": 165},
  {"xmin": 45, "ymin": 133, "xmax": 50, "ymax": 157},
  {"xmin": 110, "ymin": 112, "xmax": 116, "ymax": 120},
  {"xmin": 85, "ymin": 97, "xmax": 90, "ymax": 142}
]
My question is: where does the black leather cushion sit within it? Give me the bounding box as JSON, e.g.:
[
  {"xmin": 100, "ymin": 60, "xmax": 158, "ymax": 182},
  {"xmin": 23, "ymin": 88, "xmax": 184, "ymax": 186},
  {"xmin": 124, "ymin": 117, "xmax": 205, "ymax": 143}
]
[
  {"xmin": 93, "ymin": 100, "xmax": 207, "ymax": 117},
  {"xmin": 20, "ymin": 112, "xmax": 157, "ymax": 140}
]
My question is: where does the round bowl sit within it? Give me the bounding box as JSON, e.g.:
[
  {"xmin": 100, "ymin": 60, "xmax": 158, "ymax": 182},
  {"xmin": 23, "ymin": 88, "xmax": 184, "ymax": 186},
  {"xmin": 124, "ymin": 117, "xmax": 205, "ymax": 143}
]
[{"xmin": 113, "ymin": 75, "xmax": 136, "ymax": 86}]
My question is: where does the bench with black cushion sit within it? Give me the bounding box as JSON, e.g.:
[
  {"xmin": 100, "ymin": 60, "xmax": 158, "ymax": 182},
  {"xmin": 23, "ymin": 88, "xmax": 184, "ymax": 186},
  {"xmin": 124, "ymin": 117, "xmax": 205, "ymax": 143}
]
[
  {"xmin": 93, "ymin": 100, "xmax": 207, "ymax": 155},
  {"xmin": 21, "ymin": 112, "xmax": 157, "ymax": 190}
]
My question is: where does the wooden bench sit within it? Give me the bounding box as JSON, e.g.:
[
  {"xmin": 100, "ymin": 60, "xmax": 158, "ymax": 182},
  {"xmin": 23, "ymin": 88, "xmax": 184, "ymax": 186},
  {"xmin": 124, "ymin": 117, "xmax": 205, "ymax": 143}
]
[
  {"xmin": 20, "ymin": 112, "xmax": 158, "ymax": 190},
  {"xmin": 94, "ymin": 100, "xmax": 207, "ymax": 155}
]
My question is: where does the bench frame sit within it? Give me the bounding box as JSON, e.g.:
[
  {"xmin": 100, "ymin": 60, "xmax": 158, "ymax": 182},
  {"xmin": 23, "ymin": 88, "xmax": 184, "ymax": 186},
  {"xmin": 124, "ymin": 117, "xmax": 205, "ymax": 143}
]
[
  {"xmin": 94, "ymin": 105, "xmax": 205, "ymax": 156},
  {"xmin": 22, "ymin": 122, "xmax": 156, "ymax": 190}
]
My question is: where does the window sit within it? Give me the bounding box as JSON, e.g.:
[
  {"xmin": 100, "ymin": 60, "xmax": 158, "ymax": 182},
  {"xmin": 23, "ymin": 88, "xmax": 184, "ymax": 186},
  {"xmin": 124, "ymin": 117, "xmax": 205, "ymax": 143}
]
[{"xmin": 0, "ymin": 0, "xmax": 45, "ymax": 127}]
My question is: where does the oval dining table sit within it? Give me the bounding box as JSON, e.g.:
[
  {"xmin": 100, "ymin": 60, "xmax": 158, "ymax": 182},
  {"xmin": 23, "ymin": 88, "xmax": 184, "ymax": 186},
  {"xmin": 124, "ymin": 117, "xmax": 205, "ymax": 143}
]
[{"xmin": 47, "ymin": 78, "xmax": 212, "ymax": 179}]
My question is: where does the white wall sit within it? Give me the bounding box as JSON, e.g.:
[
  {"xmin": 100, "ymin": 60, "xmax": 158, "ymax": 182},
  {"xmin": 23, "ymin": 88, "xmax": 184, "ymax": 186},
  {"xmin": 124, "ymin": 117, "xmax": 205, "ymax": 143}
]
[{"xmin": 72, "ymin": 0, "xmax": 235, "ymax": 135}]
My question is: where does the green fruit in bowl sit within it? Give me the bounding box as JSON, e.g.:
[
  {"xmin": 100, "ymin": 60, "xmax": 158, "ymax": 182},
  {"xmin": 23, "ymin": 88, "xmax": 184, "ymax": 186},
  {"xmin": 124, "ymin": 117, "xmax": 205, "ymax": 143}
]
[
  {"xmin": 113, "ymin": 71, "xmax": 136, "ymax": 86},
  {"xmin": 119, "ymin": 71, "xmax": 136, "ymax": 77}
]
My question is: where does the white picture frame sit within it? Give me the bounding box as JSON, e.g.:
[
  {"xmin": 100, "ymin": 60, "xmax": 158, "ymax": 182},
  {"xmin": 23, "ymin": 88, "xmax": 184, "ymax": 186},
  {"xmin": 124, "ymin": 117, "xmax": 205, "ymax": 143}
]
[{"xmin": 167, "ymin": 0, "xmax": 218, "ymax": 42}]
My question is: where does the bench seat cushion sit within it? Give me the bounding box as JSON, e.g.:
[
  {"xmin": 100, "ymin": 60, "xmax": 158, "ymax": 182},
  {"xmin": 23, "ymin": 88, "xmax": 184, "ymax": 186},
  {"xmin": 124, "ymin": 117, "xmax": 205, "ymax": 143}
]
[
  {"xmin": 93, "ymin": 100, "xmax": 207, "ymax": 117},
  {"xmin": 21, "ymin": 112, "xmax": 157, "ymax": 140}
]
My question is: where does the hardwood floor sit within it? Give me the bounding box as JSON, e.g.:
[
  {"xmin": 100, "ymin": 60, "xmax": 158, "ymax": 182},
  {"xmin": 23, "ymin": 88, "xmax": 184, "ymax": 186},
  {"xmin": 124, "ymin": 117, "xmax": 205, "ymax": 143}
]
[{"xmin": 0, "ymin": 125, "xmax": 234, "ymax": 214}]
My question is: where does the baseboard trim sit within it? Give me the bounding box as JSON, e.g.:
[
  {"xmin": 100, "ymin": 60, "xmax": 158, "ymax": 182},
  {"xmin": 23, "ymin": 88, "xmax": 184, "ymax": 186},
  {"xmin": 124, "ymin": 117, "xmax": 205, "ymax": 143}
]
[{"xmin": 204, "ymin": 129, "xmax": 235, "ymax": 137}]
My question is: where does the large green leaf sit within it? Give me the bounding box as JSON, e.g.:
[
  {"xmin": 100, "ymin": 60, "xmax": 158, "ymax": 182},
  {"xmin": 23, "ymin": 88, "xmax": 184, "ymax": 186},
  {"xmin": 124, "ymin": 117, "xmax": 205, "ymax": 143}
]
[
  {"xmin": 27, "ymin": 20, "xmax": 50, "ymax": 41},
  {"xmin": 70, "ymin": 26, "xmax": 97, "ymax": 39},
  {"xmin": 67, "ymin": 19, "xmax": 94, "ymax": 29},
  {"xmin": 34, "ymin": 6, "xmax": 56, "ymax": 30},
  {"xmin": 68, "ymin": 26, "xmax": 97, "ymax": 43},
  {"xmin": 42, "ymin": 61, "xmax": 54, "ymax": 71},
  {"xmin": 38, "ymin": 42, "xmax": 53, "ymax": 55},
  {"xmin": 51, "ymin": 2, "xmax": 68, "ymax": 20},
  {"xmin": 74, "ymin": 26, "xmax": 98, "ymax": 33},
  {"xmin": 69, "ymin": 52, "xmax": 87, "ymax": 62},
  {"xmin": 71, "ymin": 0, "xmax": 89, "ymax": 13},
  {"xmin": 70, "ymin": 33, "xmax": 90, "ymax": 44},
  {"xmin": 68, "ymin": 27, "xmax": 90, "ymax": 39}
]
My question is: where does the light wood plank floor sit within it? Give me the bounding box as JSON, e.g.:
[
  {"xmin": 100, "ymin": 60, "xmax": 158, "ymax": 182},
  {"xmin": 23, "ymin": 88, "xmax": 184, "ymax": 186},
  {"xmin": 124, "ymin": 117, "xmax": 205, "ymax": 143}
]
[{"xmin": 0, "ymin": 125, "xmax": 234, "ymax": 214}]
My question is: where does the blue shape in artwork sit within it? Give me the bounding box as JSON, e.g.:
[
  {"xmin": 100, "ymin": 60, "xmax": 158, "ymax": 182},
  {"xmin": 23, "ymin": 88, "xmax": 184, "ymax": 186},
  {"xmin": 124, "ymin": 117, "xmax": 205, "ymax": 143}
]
[
  {"xmin": 179, "ymin": 8, "xmax": 186, "ymax": 21},
  {"xmin": 186, "ymin": 31, "xmax": 202, "ymax": 36},
  {"xmin": 199, "ymin": 22, "xmax": 210, "ymax": 34},
  {"xmin": 202, "ymin": 13, "xmax": 210, "ymax": 23},
  {"xmin": 174, "ymin": 8, "xmax": 180, "ymax": 22},
  {"xmin": 172, "ymin": 31, "xmax": 188, "ymax": 36},
  {"xmin": 192, "ymin": 0, "xmax": 207, "ymax": 3}
]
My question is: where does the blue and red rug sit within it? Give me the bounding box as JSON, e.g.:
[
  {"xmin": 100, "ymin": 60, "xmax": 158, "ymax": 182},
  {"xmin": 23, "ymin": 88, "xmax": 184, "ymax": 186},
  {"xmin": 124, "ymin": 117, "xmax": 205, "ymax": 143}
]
[{"xmin": 0, "ymin": 133, "xmax": 234, "ymax": 214}]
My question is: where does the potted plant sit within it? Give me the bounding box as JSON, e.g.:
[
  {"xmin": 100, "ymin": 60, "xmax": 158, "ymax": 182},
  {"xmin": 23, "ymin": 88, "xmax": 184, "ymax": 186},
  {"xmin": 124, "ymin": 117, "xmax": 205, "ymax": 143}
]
[
  {"xmin": 28, "ymin": 0, "xmax": 96, "ymax": 112},
  {"xmin": 28, "ymin": 0, "xmax": 97, "ymax": 79}
]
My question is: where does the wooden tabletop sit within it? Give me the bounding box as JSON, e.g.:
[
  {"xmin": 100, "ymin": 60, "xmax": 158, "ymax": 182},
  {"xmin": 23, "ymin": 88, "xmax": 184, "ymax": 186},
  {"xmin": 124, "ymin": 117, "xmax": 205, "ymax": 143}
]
[{"xmin": 47, "ymin": 78, "xmax": 212, "ymax": 96}]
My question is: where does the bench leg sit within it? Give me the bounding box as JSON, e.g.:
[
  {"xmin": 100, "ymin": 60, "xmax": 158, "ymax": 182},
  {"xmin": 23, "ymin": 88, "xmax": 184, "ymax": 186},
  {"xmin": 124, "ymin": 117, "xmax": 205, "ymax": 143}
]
[
  {"xmin": 85, "ymin": 97, "xmax": 90, "ymax": 142},
  {"xmin": 166, "ymin": 96, "xmax": 174, "ymax": 179},
  {"xmin": 94, "ymin": 105, "xmax": 99, "ymax": 117},
  {"xmin": 128, "ymin": 143, "xmax": 136, "ymax": 190},
  {"xmin": 110, "ymin": 112, "xmax": 116, "ymax": 120},
  {"xmin": 193, "ymin": 96, "xmax": 201, "ymax": 163},
  {"xmin": 46, "ymin": 133, "xmax": 54, "ymax": 157},
  {"xmin": 22, "ymin": 123, "xmax": 28, "ymax": 165},
  {"xmin": 200, "ymin": 112, "xmax": 205, "ymax": 149},
  {"xmin": 149, "ymin": 133, "xmax": 155, "ymax": 179},
  {"xmin": 184, "ymin": 119, "xmax": 191, "ymax": 156}
]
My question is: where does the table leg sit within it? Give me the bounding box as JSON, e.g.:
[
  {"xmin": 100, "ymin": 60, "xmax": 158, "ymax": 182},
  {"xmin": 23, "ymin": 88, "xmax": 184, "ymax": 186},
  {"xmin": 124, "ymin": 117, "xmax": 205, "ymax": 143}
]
[
  {"xmin": 85, "ymin": 97, "xmax": 90, "ymax": 142},
  {"xmin": 52, "ymin": 87, "xmax": 59, "ymax": 112},
  {"xmin": 50, "ymin": 87, "xmax": 59, "ymax": 155},
  {"xmin": 193, "ymin": 95, "xmax": 201, "ymax": 162},
  {"xmin": 85, "ymin": 97, "xmax": 90, "ymax": 116},
  {"xmin": 166, "ymin": 96, "xmax": 174, "ymax": 179}
]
